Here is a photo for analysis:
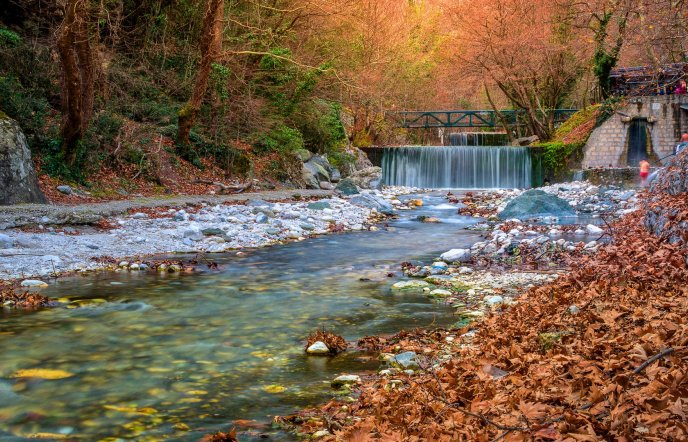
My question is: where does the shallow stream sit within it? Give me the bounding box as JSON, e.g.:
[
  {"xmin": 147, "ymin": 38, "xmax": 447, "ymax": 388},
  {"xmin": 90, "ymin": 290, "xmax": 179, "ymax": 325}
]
[{"xmin": 0, "ymin": 193, "xmax": 485, "ymax": 441}]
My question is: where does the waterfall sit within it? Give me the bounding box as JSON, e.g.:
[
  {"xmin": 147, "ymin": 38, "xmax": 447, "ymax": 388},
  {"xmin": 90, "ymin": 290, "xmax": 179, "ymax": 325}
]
[
  {"xmin": 381, "ymin": 146, "xmax": 532, "ymax": 189},
  {"xmin": 448, "ymin": 132, "xmax": 509, "ymax": 146}
]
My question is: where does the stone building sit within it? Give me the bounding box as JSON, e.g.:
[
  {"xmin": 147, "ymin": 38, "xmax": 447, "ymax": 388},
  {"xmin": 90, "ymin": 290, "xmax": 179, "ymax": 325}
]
[{"xmin": 582, "ymin": 95, "xmax": 688, "ymax": 168}]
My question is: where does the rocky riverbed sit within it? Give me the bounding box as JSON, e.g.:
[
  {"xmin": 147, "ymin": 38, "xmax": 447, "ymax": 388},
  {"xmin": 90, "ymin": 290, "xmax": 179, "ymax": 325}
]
[{"xmin": 0, "ymin": 187, "xmax": 433, "ymax": 281}]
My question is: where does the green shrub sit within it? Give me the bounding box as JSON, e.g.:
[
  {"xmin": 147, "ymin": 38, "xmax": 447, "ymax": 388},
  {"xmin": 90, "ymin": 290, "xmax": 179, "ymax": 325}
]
[
  {"xmin": 0, "ymin": 75, "xmax": 49, "ymax": 143},
  {"xmin": 255, "ymin": 123, "xmax": 304, "ymax": 155},
  {"xmin": 0, "ymin": 28, "xmax": 21, "ymax": 47},
  {"xmin": 539, "ymin": 141, "xmax": 585, "ymax": 174}
]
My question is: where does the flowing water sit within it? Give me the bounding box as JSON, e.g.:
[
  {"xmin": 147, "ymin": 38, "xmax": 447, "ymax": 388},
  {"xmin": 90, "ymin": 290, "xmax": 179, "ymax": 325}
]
[
  {"xmin": 447, "ymin": 132, "xmax": 509, "ymax": 147},
  {"xmin": 381, "ymin": 146, "xmax": 532, "ymax": 189},
  {"xmin": 0, "ymin": 194, "xmax": 483, "ymax": 441}
]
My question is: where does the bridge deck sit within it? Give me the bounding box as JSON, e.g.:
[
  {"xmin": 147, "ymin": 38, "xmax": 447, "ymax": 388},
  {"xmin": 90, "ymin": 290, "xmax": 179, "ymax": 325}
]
[{"xmin": 389, "ymin": 109, "xmax": 578, "ymax": 128}]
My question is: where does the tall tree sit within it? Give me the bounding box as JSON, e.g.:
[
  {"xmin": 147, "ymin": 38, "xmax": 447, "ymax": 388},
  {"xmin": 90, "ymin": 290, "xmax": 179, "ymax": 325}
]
[
  {"xmin": 177, "ymin": 0, "xmax": 225, "ymax": 150},
  {"xmin": 56, "ymin": 0, "xmax": 98, "ymax": 166}
]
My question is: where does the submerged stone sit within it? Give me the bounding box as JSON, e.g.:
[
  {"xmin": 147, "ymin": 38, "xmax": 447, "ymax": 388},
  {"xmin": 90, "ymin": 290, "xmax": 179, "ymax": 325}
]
[{"xmin": 391, "ymin": 280, "xmax": 431, "ymax": 293}]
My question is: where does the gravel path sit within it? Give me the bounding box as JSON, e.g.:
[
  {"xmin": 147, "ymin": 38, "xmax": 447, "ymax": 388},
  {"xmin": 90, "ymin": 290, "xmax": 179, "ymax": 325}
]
[{"xmin": 0, "ymin": 189, "xmax": 334, "ymax": 229}]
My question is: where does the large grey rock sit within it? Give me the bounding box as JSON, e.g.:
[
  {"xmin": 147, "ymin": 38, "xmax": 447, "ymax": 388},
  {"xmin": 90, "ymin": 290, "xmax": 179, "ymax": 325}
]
[
  {"xmin": 440, "ymin": 248, "xmax": 472, "ymax": 263},
  {"xmin": 0, "ymin": 112, "xmax": 47, "ymax": 205},
  {"xmin": 335, "ymin": 178, "xmax": 359, "ymax": 196},
  {"xmin": 350, "ymin": 193, "xmax": 394, "ymax": 215},
  {"xmin": 294, "ymin": 148, "xmax": 313, "ymax": 162},
  {"xmin": 303, "ymin": 161, "xmax": 330, "ymax": 185},
  {"xmin": 498, "ymin": 189, "xmax": 575, "ymax": 220},
  {"xmin": 349, "ymin": 167, "xmax": 382, "ymax": 189}
]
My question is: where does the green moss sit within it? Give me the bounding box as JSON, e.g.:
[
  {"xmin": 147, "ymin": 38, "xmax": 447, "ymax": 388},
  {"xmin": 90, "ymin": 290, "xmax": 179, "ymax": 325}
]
[{"xmin": 552, "ymin": 105, "xmax": 600, "ymax": 143}]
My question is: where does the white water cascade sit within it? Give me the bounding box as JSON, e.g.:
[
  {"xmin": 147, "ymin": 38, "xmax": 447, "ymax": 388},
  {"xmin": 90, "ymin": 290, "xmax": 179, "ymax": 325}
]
[{"xmin": 381, "ymin": 146, "xmax": 532, "ymax": 189}]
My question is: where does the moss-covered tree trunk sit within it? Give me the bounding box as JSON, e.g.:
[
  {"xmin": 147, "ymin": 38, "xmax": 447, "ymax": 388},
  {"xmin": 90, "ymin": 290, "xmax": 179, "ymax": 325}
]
[{"xmin": 177, "ymin": 0, "xmax": 224, "ymax": 152}]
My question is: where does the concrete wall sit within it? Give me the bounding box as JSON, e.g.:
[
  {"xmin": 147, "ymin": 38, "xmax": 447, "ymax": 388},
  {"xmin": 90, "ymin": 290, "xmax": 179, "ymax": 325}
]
[{"xmin": 582, "ymin": 95, "xmax": 688, "ymax": 168}]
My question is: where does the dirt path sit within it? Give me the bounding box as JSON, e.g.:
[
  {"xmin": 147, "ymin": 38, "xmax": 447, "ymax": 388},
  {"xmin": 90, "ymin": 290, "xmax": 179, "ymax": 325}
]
[{"xmin": 0, "ymin": 189, "xmax": 334, "ymax": 229}]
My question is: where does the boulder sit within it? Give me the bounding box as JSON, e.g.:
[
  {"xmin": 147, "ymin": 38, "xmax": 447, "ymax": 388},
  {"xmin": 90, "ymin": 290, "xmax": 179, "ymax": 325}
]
[
  {"xmin": 350, "ymin": 193, "xmax": 394, "ymax": 215},
  {"xmin": 301, "ymin": 164, "xmax": 321, "ymax": 189},
  {"xmin": 0, "ymin": 112, "xmax": 47, "ymax": 205},
  {"xmin": 303, "ymin": 161, "xmax": 330, "ymax": 183},
  {"xmin": 349, "ymin": 167, "xmax": 382, "ymax": 189},
  {"xmin": 335, "ymin": 178, "xmax": 359, "ymax": 196},
  {"xmin": 294, "ymin": 148, "xmax": 313, "ymax": 162},
  {"xmin": 440, "ymin": 249, "xmax": 472, "ymax": 263},
  {"xmin": 498, "ymin": 189, "xmax": 575, "ymax": 220},
  {"xmin": 319, "ymin": 181, "xmax": 335, "ymax": 190},
  {"xmin": 349, "ymin": 146, "xmax": 374, "ymax": 171}
]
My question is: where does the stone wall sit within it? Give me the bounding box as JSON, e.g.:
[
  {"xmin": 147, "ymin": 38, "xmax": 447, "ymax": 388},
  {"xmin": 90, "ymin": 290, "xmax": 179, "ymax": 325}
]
[{"xmin": 582, "ymin": 95, "xmax": 688, "ymax": 168}]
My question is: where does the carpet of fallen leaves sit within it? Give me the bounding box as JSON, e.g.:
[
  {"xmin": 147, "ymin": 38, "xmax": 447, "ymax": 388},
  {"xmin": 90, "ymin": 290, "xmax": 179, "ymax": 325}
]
[{"xmin": 292, "ymin": 190, "xmax": 688, "ymax": 440}]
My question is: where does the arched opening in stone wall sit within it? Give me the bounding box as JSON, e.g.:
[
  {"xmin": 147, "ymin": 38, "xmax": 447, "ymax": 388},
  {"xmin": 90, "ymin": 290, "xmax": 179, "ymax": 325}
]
[{"xmin": 625, "ymin": 119, "xmax": 656, "ymax": 166}]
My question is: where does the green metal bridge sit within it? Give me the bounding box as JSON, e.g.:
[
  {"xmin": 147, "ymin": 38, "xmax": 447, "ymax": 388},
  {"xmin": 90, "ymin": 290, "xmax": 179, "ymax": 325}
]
[{"xmin": 388, "ymin": 109, "xmax": 579, "ymax": 128}]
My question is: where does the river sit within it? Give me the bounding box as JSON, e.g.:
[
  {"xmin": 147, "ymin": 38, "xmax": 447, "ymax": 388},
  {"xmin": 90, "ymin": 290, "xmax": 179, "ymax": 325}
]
[{"xmin": 0, "ymin": 192, "xmax": 483, "ymax": 441}]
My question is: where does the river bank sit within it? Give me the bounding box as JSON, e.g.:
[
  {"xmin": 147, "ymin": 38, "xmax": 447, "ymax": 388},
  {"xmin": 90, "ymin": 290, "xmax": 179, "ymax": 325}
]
[
  {"xmin": 0, "ymin": 188, "xmax": 425, "ymax": 282},
  {"xmin": 282, "ymin": 177, "xmax": 688, "ymax": 441}
]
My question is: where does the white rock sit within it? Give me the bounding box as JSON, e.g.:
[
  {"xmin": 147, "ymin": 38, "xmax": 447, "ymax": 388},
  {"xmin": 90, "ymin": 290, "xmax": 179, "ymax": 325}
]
[
  {"xmin": 20, "ymin": 279, "xmax": 48, "ymax": 288},
  {"xmin": 306, "ymin": 341, "xmax": 330, "ymax": 355},
  {"xmin": 586, "ymin": 224, "xmax": 604, "ymax": 235},
  {"xmin": 485, "ymin": 295, "xmax": 505, "ymax": 305},
  {"xmin": 331, "ymin": 374, "xmax": 361, "ymax": 387},
  {"xmin": 440, "ymin": 248, "xmax": 472, "ymax": 262}
]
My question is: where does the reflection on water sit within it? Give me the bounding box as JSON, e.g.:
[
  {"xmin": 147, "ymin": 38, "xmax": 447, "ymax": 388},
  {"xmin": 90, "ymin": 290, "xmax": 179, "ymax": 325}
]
[{"xmin": 0, "ymin": 193, "xmax": 482, "ymax": 441}]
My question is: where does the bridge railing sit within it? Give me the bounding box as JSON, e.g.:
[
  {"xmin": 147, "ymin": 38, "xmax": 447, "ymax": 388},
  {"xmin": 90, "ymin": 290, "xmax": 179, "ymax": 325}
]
[{"xmin": 387, "ymin": 109, "xmax": 578, "ymax": 128}]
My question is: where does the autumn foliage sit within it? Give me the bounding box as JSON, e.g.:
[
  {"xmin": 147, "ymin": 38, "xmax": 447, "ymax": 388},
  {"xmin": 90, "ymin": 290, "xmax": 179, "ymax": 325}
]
[{"xmin": 292, "ymin": 171, "xmax": 688, "ymax": 440}]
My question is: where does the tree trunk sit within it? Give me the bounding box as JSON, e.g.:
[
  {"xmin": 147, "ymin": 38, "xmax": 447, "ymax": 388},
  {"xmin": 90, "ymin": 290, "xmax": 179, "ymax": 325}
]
[
  {"xmin": 177, "ymin": 0, "xmax": 224, "ymax": 150},
  {"xmin": 57, "ymin": 0, "xmax": 98, "ymax": 167}
]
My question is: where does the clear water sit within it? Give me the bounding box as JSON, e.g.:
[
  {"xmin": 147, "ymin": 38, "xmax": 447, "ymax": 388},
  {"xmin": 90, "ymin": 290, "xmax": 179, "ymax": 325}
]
[
  {"xmin": 381, "ymin": 146, "xmax": 532, "ymax": 189},
  {"xmin": 0, "ymin": 194, "xmax": 482, "ymax": 441}
]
